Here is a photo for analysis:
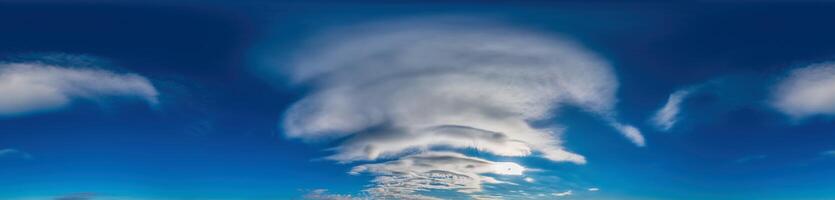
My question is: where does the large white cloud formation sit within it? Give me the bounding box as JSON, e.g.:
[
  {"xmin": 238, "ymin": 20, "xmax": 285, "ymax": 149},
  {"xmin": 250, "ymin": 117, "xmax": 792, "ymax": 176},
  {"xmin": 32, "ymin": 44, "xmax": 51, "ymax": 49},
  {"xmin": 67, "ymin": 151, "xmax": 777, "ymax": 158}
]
[
  {"xmin": 0, "ymin": 62, "xmax": 158, "ymax": 116},
  {"xmin": 281, "ymin": 19, "xmax": 643, "ymax": 198},
  {"xmin": 771, "ymin": 63, "xmax": 835, "ymax": 119}
]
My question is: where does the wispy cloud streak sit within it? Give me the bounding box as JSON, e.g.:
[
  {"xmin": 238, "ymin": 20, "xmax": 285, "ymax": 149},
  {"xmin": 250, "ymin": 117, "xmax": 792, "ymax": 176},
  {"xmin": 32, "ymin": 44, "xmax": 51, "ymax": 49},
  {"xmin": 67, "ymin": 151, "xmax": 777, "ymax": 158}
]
[
  {"xmin": 651, "ymin": 89, "xmax": 693, "ymax": 131},
  {"xmin": 0, "ymin": 148, "xmax": 33, "ymax": 160}
]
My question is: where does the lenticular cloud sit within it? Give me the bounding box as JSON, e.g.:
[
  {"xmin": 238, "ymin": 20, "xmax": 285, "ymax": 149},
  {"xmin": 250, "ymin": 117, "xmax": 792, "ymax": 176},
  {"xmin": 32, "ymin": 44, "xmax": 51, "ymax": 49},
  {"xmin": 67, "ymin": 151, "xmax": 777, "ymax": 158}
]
[
  {"xmin": 0, "ymin": 62, "xmax": 158, "ymax": 116},
  {"xmin": 283, "ymin": 21, "xmax": 643, "ymax": 163},
  {"xmin": 281, "ymin": 20, "xmax": 642, "ymax": 198}
]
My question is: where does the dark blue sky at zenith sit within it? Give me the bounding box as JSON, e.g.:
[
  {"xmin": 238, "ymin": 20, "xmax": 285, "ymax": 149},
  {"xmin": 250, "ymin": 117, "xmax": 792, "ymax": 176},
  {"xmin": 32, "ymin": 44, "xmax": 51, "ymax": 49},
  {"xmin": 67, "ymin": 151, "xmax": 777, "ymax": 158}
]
[{"xmin": 2, "ymin": 1, "xmax": 835, "ymax": 200}]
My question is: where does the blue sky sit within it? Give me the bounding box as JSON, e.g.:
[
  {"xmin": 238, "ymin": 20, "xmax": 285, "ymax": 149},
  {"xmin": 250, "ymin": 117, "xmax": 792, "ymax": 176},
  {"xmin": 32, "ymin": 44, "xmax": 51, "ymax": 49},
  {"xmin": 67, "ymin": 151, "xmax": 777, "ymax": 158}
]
[{"xmin": 2, "ymin": 1, "xmax": 835, "ymax": 200}]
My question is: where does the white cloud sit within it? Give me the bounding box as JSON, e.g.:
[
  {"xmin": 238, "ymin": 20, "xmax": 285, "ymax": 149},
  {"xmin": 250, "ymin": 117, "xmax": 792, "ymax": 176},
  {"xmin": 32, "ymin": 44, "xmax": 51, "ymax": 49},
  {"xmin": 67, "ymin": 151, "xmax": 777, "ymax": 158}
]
[
  {"xmin": 349, "ymin": 151, "xmax": 524, "ymax": 199},
  {"xmin": 303, "ymin": 189, "xmax": 358, "ymax": 200},
  {"xmin": 0, "ymin": 148, "xmax": 33, "ymax": 160},
  {"xmin": 524, "ymin": 177, "xmax": 535, "ymax": 183},
  {"xmin": 282, "ymin": 20, "xmax": 643, "ymax": 165},
  {"xmin": 0, "ymin": 62, "xmax": 158, "ymax": 117},
  {"xmin": 588, "ymin": 187, "xmax": 600, "ymax": 192},
  {"xmin": 610, "ymin": 123, "xmax": 645, "ymax": 146},
  {"xmin": 821, "ymin": 150, "xmax": 835, "ymax": 157},
  {"xmin": 280, "ymin": 19, "xmax": 644, "ymax": 199},
  {"xmin": 552, "ymin": 190, "xmax": 572, "ymax": 197},
  {"xmin": 651, "ymin": 89, "xmax": 693, "ymax": 131},
  {"xmin": 771, "ymin": 62, "xmax": 835, "ymax": 118}
]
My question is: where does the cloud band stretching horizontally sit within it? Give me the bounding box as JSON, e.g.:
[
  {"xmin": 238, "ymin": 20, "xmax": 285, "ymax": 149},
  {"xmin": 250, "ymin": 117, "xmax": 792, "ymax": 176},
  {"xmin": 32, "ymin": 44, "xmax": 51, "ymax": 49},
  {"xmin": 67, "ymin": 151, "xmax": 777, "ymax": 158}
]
[
  {"xmin": 350, "ymin": 151, "xmax": 524, "ymax": 199},
  {"xmin": 0, "ymin": 60, "xmax": 158, "ymax": 117}
]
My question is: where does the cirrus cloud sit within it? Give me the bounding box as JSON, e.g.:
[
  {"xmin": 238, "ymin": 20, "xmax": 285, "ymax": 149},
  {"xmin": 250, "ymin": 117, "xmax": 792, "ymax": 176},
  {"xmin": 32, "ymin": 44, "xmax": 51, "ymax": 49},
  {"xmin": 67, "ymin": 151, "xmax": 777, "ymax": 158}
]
[
  {"xmin": 0, "ymin": 148, "xmax": 33, "ymax": 160},
  {"xmin": 651, "ymin": 89, "xmax": 693, "ymax": 131}
]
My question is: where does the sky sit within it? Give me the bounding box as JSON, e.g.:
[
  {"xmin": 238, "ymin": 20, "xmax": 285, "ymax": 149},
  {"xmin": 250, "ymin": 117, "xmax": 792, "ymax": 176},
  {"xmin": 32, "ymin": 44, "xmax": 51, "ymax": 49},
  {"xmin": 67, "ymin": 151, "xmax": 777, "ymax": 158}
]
[{"xmin": 2, "ymin": 1, "xmax": 835, "ymax": 200}]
